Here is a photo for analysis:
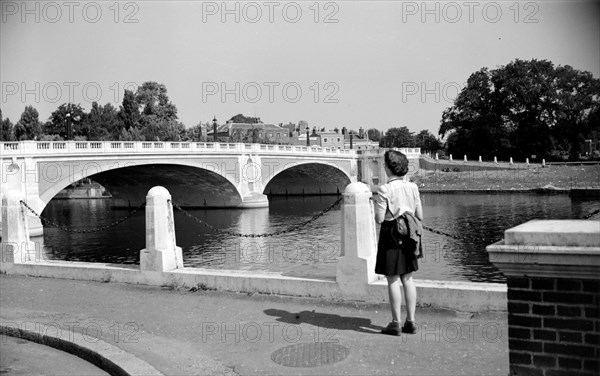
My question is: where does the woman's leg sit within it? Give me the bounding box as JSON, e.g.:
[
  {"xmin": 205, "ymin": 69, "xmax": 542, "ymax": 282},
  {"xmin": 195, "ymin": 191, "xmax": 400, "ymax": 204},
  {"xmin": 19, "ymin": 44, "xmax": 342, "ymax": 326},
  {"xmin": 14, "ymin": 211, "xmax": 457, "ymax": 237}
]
[
  {"xmin": 400, "ymin": 272, "xmax": 417, "ymax": 322},
  {"xmin": 386, "ymin": 275, "xmax": 402, "ymax": 322}
]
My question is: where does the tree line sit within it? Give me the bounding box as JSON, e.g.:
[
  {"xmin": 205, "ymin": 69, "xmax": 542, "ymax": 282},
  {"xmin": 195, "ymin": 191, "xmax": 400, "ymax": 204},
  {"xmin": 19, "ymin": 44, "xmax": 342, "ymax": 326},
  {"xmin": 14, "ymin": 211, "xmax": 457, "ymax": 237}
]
[
  {"xmin": 439, "ymin": 59, "xmax": 600, "ymax": 161},
  {"xmin": 0, "ymin": 82, "xmax": 204, "ymax": 142}
]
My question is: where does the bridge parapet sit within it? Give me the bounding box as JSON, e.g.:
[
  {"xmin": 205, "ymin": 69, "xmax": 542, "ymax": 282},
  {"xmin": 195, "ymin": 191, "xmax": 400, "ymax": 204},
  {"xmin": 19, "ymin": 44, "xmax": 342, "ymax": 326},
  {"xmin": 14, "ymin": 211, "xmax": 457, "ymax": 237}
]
[
  {"xmin": 1, "ymin": 141, "xmax": 357, "ymax": 157},
  {"xmin": 357, "ymin": 147, "xmax": 421, "ymax": 159}
]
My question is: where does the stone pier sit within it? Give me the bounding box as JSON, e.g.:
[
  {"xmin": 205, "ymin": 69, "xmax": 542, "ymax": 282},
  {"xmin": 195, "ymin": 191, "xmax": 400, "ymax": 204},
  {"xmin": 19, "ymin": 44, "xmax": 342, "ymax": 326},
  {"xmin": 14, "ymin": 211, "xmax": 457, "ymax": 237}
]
[{"xmin": 487, "ymin": 220, "xmax": 600, "ymax": 375}]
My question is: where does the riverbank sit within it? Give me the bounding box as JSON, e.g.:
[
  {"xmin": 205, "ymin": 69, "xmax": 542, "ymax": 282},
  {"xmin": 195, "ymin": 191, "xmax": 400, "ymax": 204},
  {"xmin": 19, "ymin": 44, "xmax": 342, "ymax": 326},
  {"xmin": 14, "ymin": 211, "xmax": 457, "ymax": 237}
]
[
  {"xmin": 413, "ymin": 164, "xmax": 600, "ymax": 191},
  {"xmin": 54, "ymin": 182, "xmax": 111, "ymax": 200}
]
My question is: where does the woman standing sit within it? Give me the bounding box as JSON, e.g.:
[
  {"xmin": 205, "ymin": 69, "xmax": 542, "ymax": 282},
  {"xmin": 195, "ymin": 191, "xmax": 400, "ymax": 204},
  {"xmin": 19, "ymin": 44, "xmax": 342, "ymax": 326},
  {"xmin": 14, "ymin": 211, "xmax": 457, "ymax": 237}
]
[{"xmin": 374, "ymin": 150, "xmax": 423, "ymax": 336}]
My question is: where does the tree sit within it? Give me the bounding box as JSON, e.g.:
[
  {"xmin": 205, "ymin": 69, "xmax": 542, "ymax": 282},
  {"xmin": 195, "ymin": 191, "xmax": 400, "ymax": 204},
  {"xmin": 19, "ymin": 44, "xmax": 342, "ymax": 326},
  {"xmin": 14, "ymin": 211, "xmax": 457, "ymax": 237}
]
[
  {"xmin": 118, "ymin": 127, "xmax": 145, "ymax": 141},
  {"xmin": 45, "ymin": 103, "xmax": 86, "ymax": 139},
  {"xmin": 14, "ymin": 106, "xmax": 42, "ymax": 140},
  {"xmin": 439, "ymin": 59, "xmax": 600, "ymax": 160},
  {"xmin": 81, "ymin": 102, "xmax": 121, "ymax": 140},
  {"xmin": 1, "ymin": 109, "xmax": 15, "ymax": 141},
  {"xmin": 415, "ymin": 130, "xmax": 442, "ymax": 153},
  {"xmin": 367, "ymin": 128, "xmax": 382, "ymax": 142},
  {"xmin": 380, "ymin": 127, "xmax": 415, "ymax": 148},
  {"xmin": 134, "ymin": 82, "xmax": 181, "ymax": 141},
  {"xmin": 184, "ymin": 122, "xmax": 206, "ymax": 141},
  {"xmin": 118, "ymin": 89, "xmax": 140, "ymax": 130}
]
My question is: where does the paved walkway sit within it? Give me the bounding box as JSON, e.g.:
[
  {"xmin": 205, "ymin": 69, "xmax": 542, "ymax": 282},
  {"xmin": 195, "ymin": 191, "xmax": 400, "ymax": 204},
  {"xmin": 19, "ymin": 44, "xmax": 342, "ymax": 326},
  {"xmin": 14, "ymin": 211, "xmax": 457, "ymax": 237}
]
[{"xmin": 0, "ymin": 275, "xmax": 509, "ymax": 375}]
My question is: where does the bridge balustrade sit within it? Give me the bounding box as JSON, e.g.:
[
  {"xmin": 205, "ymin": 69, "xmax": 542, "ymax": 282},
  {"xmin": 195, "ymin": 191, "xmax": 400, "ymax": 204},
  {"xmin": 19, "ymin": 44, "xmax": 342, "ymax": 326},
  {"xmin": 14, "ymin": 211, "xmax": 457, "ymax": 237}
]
[{"xmin": 1, "ymin": 141, "xmax": 358, "ymax": 157}]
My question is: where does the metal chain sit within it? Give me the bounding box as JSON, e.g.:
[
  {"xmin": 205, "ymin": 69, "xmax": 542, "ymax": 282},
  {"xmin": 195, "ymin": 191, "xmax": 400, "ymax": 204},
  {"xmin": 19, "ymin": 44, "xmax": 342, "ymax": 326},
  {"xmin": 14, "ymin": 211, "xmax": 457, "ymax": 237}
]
[
  {"xmin": 421, "ymin": 224, "xmax": 502, "ymax": 244},
  {"xmin": 583, "ymin": 208, "xmax": 600, "ymax": 220},
  {"xmin": 20, "ymin": 200, "xmax": 145, "ymax": 234},
  {"xmin": 422, "ymin": 207, "xmax": 600, "ymax": 243},
  {"xmin": 171, "ymin": 196, "xmax": 343, "ymax": 238},
  {"xmin": 16, "ymin": 197, "xmax": 598, "ymax": 238}
]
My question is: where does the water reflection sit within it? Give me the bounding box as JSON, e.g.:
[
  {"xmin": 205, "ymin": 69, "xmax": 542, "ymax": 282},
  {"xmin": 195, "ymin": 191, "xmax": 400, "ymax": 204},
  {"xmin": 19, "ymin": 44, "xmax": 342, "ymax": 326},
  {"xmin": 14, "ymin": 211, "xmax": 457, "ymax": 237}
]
[{"xmin": 40, "ymin": 194, "xmax": 600, "ymax": 283}]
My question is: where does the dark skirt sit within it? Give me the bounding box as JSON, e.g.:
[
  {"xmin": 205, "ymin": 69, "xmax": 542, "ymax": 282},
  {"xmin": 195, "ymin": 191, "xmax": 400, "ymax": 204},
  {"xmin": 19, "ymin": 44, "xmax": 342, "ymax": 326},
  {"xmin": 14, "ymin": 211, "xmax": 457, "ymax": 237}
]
[{"xmin": 375, "ymin": 220, "xmax": 419, "ymax": 276}]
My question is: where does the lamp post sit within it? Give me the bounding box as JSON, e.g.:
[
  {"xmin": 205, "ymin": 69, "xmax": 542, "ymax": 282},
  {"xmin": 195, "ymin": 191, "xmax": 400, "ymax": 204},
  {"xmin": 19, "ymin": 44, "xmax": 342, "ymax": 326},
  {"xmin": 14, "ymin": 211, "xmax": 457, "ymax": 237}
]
[
  {"xmin": 306, "ymin": 126, "xmax": 310, "ymax": 146},
  {"xmin": 213, "ymin": 116, "xmax": 218, "ymax": 142},
  {"xmin": 66, "ymin": 104, "xmax": 73, "ymax": 141}
]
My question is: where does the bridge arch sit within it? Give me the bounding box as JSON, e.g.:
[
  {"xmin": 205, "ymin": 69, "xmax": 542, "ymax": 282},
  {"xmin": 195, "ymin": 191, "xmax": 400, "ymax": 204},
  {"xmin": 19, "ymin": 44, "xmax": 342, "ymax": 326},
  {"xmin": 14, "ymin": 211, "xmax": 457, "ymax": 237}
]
[
  {"xmin": 38, "ymin": 160, "xmax": 244, "ymax": 211},
  {"xmin": 262, "ymin": 160, "xmax": 353, "ymax": 196}
]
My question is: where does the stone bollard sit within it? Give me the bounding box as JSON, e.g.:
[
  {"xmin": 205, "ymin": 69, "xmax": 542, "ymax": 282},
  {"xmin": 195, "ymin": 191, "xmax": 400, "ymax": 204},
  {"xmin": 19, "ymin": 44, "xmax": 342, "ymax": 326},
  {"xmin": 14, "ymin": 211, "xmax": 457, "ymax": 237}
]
[
  {"xmin": 542, "ymin": 159, "xmax": 546, "ymax": 167},
  {"xmin": 478, "ymin": 156, "xmax": 482, "ymax": 163},
  {"xmin": 435, "ymin": 153, "xmax": 438, "ymax": 160},
  {"xmin": 494, "ymin": 156, "xmax": 498, "ymax": 163},
  {"xmin": 449, "ymin": 154, "xmax": 453, "ymax": 161},
  {"xmin": 464, "ymin": 155, "xmax": 467, "ymax": 162},
  {"xmin": 140, "ymin": 187, "xmax": 183, "ymax": 272},
  {"xmin": 336, "ymin": 182, "xmax": 378, "ymax": 298},
  {"xmin": 1, "ymin": 190, "xmax": 36, "ymax": 263},
  {"xmin": 509, "ymin": 157, "xmax": 514, "ymax": 165},
  {"xmin": 526, "ymin": 158, "xmax": 529, "ymax": 165}
]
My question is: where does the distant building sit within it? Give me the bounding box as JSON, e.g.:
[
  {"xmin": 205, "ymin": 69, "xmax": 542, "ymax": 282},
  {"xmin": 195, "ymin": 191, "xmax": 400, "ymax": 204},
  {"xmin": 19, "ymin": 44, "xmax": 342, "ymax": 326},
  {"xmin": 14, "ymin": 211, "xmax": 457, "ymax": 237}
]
[
  {"xmin": 280, "ymin": 122, "xmax": 297, "ymax": 136},
  {"xmin": 206, "ymin": 122, "xmax": 289, "ymax": 143},
  {"xmin": 296, "ymin": 132, "xmax": 320, "ymax": 146},
  {"xmin": 341, "ymin": 127, "xmax": 379, "ymax": 150},
  {"xmin": 317, "ymin": 131, "xmax": 344, "ymax": 149}
]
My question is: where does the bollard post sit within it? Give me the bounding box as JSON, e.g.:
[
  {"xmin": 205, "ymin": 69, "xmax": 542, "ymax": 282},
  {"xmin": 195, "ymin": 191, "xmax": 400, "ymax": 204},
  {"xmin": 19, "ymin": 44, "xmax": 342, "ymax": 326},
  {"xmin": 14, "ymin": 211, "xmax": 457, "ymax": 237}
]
[
  {"xmin": 140, "ymin": 187, "xmax": 183, "ymax": 272},
  {"xmin": 463, "ymin": 155, "xmax": 467, "ymax": 162},
  {"xmin": 494, "ymin": 156, "xmax": 498, "ymax": 163},
  {"xmin": 336, "ymin": 182, "xmax": 378, "ymax": 298},
  {"xmin": 509, "ymin": 157, "xmax": 513, "ymax": 165},
  {"xmin": 435, "ymin": 153, "xmax": 438, "ymax": 160},
  {"xmin": 478, "ymin": 156, "xmax": 482, "ymax": 163},
  {"xmin": 542, "ymin": 159, "xmax": 546, "ymax": 167},
  {"xmin": 526, "ymin": 158, "xmax": 529, "ymax": 165},
  {"xmin": 1, "ymin": 190, "xmax": 36, "ymax": 264},
  {"xmin": 449, "ymin": 154, "xmax": 453, "ymax": 161}
]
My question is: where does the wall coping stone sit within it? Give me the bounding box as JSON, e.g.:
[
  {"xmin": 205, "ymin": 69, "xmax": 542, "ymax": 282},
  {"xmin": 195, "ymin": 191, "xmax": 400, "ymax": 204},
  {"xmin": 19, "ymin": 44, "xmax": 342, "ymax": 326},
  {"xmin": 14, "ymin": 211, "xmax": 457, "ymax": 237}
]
[
  {"xmin": 504, "ymin": 219, "xmax": 599, "ymax": 247},
  {"xmin": 487, "ymin": 220, "xmax": 600, "ymax": 279}
]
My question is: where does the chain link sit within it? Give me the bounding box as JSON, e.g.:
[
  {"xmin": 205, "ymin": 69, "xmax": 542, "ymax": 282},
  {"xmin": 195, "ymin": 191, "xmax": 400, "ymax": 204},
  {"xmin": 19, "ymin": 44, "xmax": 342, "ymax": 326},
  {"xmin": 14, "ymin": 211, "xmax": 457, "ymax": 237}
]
[
  {"xmin": 421, "ymin": 224, "xmax": 502, "ymax": 244},
  {"xmin": 171, "ymin": 196, "xmax": 343, "ymax": 238},
  {"xmin": 583, "ymin": 208, "xmax": 600, "ymax": 220},
  {"xmin": 20, "ymin": 200, "xmax": 145, "ymax": 234},
  {"xmin": 422, "ymin": 207, "xmax": 600, "ymax": 243}
]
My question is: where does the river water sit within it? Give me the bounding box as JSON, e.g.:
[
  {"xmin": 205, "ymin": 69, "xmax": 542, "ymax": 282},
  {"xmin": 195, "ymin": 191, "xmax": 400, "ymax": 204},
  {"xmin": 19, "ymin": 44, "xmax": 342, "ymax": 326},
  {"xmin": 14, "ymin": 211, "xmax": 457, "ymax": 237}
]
[{"xmin": 39, "ymin": 193, "xmax": 600, "ymax": 283}]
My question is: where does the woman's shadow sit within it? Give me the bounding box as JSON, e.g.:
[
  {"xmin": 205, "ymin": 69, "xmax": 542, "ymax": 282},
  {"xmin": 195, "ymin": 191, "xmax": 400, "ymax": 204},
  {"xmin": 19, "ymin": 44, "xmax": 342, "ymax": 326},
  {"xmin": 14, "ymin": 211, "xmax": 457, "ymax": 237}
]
[{"xmin": 264, "ymin": 308, "xmax": 382, "ymax": 334}]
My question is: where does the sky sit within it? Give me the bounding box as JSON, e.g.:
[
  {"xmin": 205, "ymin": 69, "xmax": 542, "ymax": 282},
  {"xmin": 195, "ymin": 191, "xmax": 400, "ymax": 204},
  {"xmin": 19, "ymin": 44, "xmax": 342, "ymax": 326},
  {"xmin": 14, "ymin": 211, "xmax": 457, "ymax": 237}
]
[{"xmin": 1, "ymin": 0, "xmax": 599, "ymax": 137}]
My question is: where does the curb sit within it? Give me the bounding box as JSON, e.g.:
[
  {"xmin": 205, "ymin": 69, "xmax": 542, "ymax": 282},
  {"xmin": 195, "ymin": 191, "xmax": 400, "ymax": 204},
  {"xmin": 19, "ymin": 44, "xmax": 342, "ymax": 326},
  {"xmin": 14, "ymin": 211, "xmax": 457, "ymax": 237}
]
[{"xmin": 0, "ymin": 320, "xmax": 163, "ymax": 376}]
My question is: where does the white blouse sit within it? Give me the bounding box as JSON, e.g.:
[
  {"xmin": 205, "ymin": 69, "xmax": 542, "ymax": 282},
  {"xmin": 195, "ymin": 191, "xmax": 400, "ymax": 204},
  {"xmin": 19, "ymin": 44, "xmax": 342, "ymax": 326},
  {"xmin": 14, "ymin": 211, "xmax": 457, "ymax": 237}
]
[{"xmin": 374, "ymin": 178, "xmax": 422, "ymax": 224}]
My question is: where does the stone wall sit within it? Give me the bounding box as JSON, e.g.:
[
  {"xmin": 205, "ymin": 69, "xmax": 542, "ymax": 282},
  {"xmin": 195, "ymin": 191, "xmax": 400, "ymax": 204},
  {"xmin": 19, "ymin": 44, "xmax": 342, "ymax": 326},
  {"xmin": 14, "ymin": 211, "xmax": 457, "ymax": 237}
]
[
  {"xmin": 487, "ymin": 219, "xmax": 600, "ymax": 376},
  {"xmin": 507, "ymin": 276, "xmax": 599, "ymax": 375}
]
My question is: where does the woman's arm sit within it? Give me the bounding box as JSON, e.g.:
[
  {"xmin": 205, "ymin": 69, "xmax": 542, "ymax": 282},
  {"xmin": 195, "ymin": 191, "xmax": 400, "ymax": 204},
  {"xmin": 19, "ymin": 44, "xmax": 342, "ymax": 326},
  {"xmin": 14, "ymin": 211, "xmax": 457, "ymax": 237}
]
[
  {"xmin": 414, "ymin": 187, "xmax": 423, "ymax": 221},
  {"xmin": 374, "ymin": 185, "xmax": 388, "ymax": 224}
]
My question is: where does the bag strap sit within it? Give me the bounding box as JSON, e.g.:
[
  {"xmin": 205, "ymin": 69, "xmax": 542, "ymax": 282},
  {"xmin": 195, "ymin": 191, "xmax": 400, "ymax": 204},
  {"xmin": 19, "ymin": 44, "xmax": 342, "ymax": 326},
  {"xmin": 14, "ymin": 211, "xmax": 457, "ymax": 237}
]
[{"xmin": 386, "ymin": 201, "xmax": 398, "ymax": 220}]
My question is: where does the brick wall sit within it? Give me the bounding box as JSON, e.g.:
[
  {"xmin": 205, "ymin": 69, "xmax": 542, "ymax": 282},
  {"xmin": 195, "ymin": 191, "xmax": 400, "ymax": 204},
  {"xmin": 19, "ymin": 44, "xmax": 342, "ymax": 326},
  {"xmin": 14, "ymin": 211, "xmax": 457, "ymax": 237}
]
[{"xmin": 506, "ymin": 276, "xmax": 600, "ymax": 376}]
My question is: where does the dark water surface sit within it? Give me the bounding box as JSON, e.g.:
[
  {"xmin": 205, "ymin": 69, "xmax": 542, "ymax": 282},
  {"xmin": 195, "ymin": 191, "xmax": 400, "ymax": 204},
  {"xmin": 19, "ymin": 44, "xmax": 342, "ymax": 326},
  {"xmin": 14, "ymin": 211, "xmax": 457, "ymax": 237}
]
[{"xmin": 39, "ymin": 193, "xmax": 600, "ymax": 283}]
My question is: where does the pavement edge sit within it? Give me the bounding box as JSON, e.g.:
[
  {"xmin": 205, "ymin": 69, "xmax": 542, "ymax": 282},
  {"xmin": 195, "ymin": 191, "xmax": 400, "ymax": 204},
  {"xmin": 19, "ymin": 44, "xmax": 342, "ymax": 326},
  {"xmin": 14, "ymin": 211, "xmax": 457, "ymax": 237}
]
[{"xmin": 0, "ymin": 320, "xmax": 163, "ymax": 376}]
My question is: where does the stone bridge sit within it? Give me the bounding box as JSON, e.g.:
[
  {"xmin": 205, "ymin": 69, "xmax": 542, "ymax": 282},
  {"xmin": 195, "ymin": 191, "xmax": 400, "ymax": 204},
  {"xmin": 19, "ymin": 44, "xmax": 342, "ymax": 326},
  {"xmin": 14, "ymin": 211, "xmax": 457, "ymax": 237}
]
[{"xmin": 1, "ymin": 141, "xmax": 420, "ymax": 236}]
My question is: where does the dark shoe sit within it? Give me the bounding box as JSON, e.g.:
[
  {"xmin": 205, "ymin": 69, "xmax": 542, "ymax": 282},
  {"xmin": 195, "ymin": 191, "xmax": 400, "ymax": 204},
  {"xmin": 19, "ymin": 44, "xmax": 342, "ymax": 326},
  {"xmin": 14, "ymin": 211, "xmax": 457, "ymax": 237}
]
[
  {"xmin": 381, "ymin": 321, "xmax": 401, "ymax": 336},
  {"xmin": 401, "ymin": 320, "xmax": 418, "ymax": 334}
]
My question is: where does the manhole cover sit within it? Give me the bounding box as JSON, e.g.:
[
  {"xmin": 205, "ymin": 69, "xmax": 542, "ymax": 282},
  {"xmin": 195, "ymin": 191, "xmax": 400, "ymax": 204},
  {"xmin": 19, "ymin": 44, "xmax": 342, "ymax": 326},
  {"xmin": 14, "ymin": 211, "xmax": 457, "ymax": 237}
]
[{"xmin": 270, "ymin": 342, "xmax": 350, "ymax": 367}]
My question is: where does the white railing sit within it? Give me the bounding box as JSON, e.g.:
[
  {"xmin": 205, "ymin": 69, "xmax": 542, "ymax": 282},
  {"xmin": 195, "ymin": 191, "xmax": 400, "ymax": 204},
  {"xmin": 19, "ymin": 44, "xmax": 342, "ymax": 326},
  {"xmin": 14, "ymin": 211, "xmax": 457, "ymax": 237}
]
[
  {"xmin": 358, "ymin": 147, "xmax": 421, "ymax": 157},
  {"xmin": 1, "ymin": 141, "xmax": 357, "ymax": 157}
]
